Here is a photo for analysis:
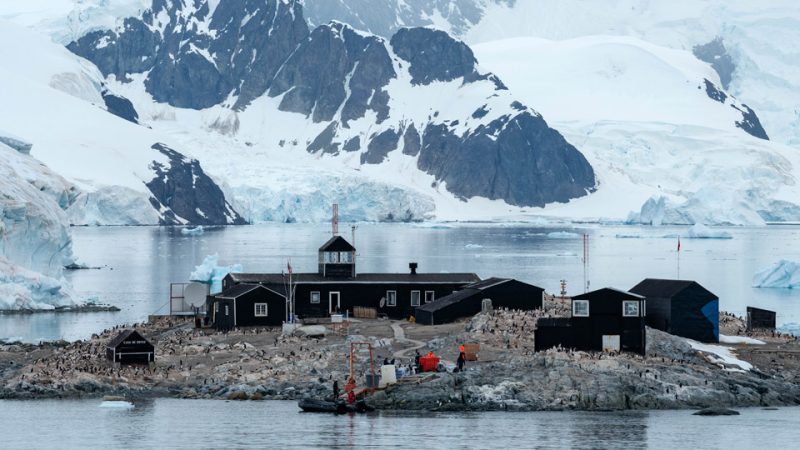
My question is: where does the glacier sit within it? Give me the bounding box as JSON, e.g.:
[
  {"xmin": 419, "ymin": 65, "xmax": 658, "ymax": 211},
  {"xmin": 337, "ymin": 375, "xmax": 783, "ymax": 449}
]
[{"xmin": 0, "ymin": 140, "xmax": 79, "ymax": 310}]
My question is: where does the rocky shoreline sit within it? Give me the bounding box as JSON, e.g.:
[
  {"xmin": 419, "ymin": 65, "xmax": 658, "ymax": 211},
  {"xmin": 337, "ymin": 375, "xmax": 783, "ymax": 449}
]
[{"xmin": 1, "ymin": 312, "xmax": 798, "ymax": 412}]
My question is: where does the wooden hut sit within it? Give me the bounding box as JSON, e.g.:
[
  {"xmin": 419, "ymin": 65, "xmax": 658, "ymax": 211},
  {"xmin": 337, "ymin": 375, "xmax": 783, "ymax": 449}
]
[
  {"xmin": 415, "ymin": 278, "xmax": 544, "ymax": 325},
  {"xmin": 629, "ymin": 279, "xmax": 719, "ymax": 343},
  {"xmin": 106, "ymin": 330, "xmax": 154, "ymax": 364},
  {"xmin": 746, "ymin": 306, "xmax": 776, "ymax": 331},
  {"xmin": 208, "ymin": 284, "xmax": 286, "ymax": 330},
  {"xmin": 535, "ymin": 288, "xmax": 646, "ymax": 355}
]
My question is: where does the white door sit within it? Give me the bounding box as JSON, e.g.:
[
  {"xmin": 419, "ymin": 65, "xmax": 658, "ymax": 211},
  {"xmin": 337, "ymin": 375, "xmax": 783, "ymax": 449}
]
[
  {"xmin": 329, "ymin": 292, "xmax": 341, "ymax": 314},
  {"xmin": 602, "ymin": 335, "xmax": 620, "ymax": 352}
]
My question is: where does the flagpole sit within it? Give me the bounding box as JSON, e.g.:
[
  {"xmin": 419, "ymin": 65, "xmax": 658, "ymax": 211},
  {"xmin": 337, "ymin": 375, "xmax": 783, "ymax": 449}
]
[{"xmin": 677, "ymin": 237, "xmax": 681, "ymax": 279}]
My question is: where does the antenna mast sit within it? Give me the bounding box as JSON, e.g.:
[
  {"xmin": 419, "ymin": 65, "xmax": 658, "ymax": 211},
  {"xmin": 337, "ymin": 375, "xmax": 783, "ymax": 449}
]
[
  {"xmin": 332, "ymin": 203, "xmax": 339, "ymax": 236},
  {"xmin": 582, "ymin": 233, "xmax": 589, "ymax": 293}
]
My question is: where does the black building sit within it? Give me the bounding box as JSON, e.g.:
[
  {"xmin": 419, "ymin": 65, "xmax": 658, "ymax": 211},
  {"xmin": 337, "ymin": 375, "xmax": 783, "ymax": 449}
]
[
  {"xmin": 208, "ymin": 284, "xmax": 286, "ymax": 330},
  {"xmin": 415, "ymin": 278, "xmax": 545, "ymax": 325},
  {"xmin": 215, "ymin": 235, "xmax": 480, "ymax": 324},
  {"xmin": 106, "ymin": 330, "xmax": 155, "ymax": 364},
  {"xmin": 629, "ymin": 279, "xmax": 719, "ymax": 343},
  {"xmin": 746, "ymin": 306, "xmax": 776, "ymax": 331},
  {"xmin": 535, "ymin": 288, "xmax": 646, "ymax": 355}
]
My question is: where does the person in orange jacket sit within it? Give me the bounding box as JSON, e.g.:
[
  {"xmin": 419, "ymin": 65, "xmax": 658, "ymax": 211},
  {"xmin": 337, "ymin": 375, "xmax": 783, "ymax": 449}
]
[{"xmin": 457, "ymin": 344, "xmax": 466, "ymax": 371}]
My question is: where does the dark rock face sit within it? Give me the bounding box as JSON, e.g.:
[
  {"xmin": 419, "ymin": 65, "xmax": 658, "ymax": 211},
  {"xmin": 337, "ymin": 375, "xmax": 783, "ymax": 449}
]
[
  {"xmin": 402, "ymin": 124, "xmax": 421, "ymax": 156},
  {"xmin": 391, "ymin": 27, "xmax": 479, "ymax": 85},
  {"xmin": 361, "ymin": 129, "xmax": 401, "ymax": 164},
  {"xmin": 419, "ymin": 112, "xmax": 595, "ymax": 207},
  {"xmin": 69, "ymin": 0, "xmax": 309, "ymax": 110},
  {"xmin": 693, "ymin": 38, "xmax": 736, "ymax": 90},
  {"xmin": 101, "ymin": 92, "xmax": 139, "ymax": 124},
  {"xmin": 702, "ymin": 79, "xmax": 768, "ymax": 140},
  {"xmin": 268, "ymin": 22, "xmax": 395, "ymax": 125},
  {"xmin": 731, "ymin": 104, "xmax": 769, "ymax": 140},
  {"xmin": 146, "ymin": 143, "xmax": 247, "ymax": 225}
]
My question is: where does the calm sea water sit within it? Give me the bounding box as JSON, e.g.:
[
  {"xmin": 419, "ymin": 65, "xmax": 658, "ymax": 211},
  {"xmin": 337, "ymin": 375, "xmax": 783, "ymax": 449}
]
[
  {"xmin": 2, "ymin": 223, "xmax": 800, "ymax": 343},
  {"xmin": 0, "ymin": 399, "xmax": 796, "ymax": 449}
]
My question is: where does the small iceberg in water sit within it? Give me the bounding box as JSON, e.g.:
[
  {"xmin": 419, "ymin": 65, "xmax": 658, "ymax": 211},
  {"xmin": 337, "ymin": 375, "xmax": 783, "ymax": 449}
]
[
  {"xmin": 547, "ymin": 231, "xmax": 581, "ymax": 239},
  {"xmin": 464, "ymin": 243, "xmax": 483, "ymax": 249},
  {"xmin": 181, "ymin": 226, "xmax": 204, "ymax": 236},
  {"xmin": 752, "ymin": 260, "xmax": 800, "ymax": 289},
  {"xmin": 100, "ymin": 396, "xmax": 133, "ymax": 408},
  {"xmin": 685, "ymin": 224, "xmax": 732, "ymax": 239}
]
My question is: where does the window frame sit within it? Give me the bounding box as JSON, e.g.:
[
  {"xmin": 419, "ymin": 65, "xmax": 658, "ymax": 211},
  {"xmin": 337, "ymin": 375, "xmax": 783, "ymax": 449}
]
[
  {"xmin": 255, "ymin": 303, "xmax": 268, "ymax": 317},
  {"xmin": 622, "ymin": 300, "xmax": 640, "ymax": 317},
  {"xmin": 310, "ymin": 291, "xmax": 321, "ymax": 304},
  {"xmin": 386, "ymin": 290, "xmax": 397, "ymax": 307},
  {"xmin": 410, "ymin": 290, "xmax": 421, "ymax": 307},
  {"xmin": 424, "ymin": 291, "xmax": 435, "ymax": 303},
  {"xmin": 572, "ymin": 299, "xmax": 590, "ymax": 317}
]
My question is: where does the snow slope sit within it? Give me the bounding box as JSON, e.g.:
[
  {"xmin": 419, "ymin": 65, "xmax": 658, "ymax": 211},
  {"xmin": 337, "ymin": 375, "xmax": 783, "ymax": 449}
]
[
  {"xmin": 0, "ymin": 19, "xmax": 243, "ymax": 226},
  {"xmin": 473, "ymin": 36, "xmax": 800, "ymax": 225},
  {"xmin": 465, "ymin": 0, "xmax": 800, "ymax": 147}
]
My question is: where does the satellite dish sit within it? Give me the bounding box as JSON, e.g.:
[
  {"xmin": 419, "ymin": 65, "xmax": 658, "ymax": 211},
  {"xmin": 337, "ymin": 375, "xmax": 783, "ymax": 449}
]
[{"xmin": 185, "ymin": 282, "xmax": 210, "ymax": 308}]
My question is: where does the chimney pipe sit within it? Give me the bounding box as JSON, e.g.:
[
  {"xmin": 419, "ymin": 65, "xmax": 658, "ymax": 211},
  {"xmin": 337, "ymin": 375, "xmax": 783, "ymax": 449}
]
[{"xmin": 409, "ymin": 262, "xmax": 418, "ymax": 275}]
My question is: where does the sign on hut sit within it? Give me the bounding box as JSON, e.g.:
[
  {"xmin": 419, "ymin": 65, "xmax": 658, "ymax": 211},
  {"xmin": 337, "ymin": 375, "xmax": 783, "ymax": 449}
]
[{"xmin": 106, "ymin": 330, "xmax": 155, "ymax": 364}]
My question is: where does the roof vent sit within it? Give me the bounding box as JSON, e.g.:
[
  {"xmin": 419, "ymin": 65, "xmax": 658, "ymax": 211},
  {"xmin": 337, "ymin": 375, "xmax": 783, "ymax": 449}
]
[{"xmin": 409, "ymin": 262, "xmax": 418, "ymax": 275}]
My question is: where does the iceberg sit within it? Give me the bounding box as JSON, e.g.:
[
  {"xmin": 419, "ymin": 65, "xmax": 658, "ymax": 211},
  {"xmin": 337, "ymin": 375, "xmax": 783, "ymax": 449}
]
[
  {"xmin": 181, "ymin": 226, "xmax": 205, "ymax": 236},
  {"xmin": 752, "ymin": 260, "xmax": 800, "ymax": 289},
  {"xmin": 685, "ymin": 224, "xmax": 732, "ymax": 239},
  {"xmin": 547, "ymin": 231, "xmax": 582, "ymax": 239},
  {"xmin": 189, "ymin": 254, "xmax": 243, "ymax": 294}
]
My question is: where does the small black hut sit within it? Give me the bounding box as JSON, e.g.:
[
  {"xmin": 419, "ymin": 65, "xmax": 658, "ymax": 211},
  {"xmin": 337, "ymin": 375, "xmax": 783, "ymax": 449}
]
[
  {"xmin": 208, "ymin": 284, "xmax": 286, "ymax": 330},
  {"xmin": 535, "ymin": 288, "xmax": 646, "ymax": 355},
  {"xmin": 746, "ymin": 306, "xmax": 776, "ymax": 331},
  {"xmin": 106, "ymin": 330, "xmax": 154, "ymax": 364},
  {"xmin": 629, "ymin": 279, "xmax": 719, "ymax": 343},
  {"xmin": 415, "ymin": 278, "xmax": 544, "ymax": 325}
]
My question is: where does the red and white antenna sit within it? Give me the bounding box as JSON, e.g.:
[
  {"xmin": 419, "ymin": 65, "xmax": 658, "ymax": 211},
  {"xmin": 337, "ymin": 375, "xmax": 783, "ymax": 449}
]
[{"xmin": 332, "ymin": 203, "xmax": 339, "ymax": 236}]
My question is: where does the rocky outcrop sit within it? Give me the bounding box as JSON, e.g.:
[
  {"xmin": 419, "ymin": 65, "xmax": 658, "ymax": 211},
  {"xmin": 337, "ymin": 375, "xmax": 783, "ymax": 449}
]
[
  {"xmin": 146, "ymin": 144, "xmax": 247, "ymax": 225},
  {"xmin": 693, "ymin": 38, "xmax": 736, "ymax": 90},
  {"xmin": 418, "ymin": 112, "xmax": 596, "ymax": 207},
  {"xmin": 101, "ymin": 92, "xmax": 138, "ymax": 124},
  {"xmin": 702, "ymin": 79, "xmax": 769, "ymax": 140}
]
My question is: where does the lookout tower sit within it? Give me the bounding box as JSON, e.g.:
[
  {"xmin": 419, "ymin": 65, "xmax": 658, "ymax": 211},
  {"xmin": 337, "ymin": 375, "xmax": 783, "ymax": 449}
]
[{"xmin": 318, "ymin": 236, "xmax": 356, "ymax": 278}]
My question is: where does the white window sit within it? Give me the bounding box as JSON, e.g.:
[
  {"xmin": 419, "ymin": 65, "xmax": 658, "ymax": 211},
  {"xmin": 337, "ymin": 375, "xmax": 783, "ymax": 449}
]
[
  {"xmin": 411, "ymin": 291, "xmax": 421, "ymax": 307},
  {"xmin": 325, "ymin": 252, "xmax": 339, "ymax": 263},
  {"xmin": 425, "ymin": 291, "xmax": 435, "ymax": 303},
  {"xmin": 310, "ymin": 291, "xmax": 321, "ymax": 304},
  {"xmin": 387, "ymin": 290, "xmax": 397, "ymax": 307},
  {"xmin": 340, "ymin": 252, "xmax": 352, "ymax": 263},
  {"xmin": 623, "ymin": 300, "xmax": 640, "ymax": 317},
  {"xmin": 642, "ymin": 300, "xmax": 646, "ymax": 317},
  {"xmin": 255, "ymin": 303, "xmax": 268, "ymax": 317},
  {"xmin": 573, "ymin": 300, "xmax": 589, "ymax": 317},
  {"xmin": 224, "ymin": 305, "xmax": 229, "ymax": 316}
]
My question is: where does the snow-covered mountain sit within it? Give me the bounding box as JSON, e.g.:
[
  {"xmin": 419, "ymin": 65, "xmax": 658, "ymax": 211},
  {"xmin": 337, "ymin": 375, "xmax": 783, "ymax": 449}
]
[
  {"xmin": 0, "ymin": 18, "xmax": 245, "ymax": 226},
  {"xmin": 2, "ymin": 0, "xmax": 800, "ymax": 225},
  {"xmin": 473, "ymin": 36, "xmax": 800, "ymax": 225},
  {"xmin": 60, "ymin": 0, "xmax": 596, "ymax": 221}
]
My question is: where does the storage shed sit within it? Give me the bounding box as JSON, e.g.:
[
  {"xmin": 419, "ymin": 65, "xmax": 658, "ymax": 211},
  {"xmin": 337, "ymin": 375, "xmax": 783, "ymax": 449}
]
[
  {"xmin": 415, "ymin": 278, "xmax": 544, "ymax": 325},
  {"xmin": 208, "ymin": 284, "xmax": 286, "ymax": 330},
  {"xmin": 106, "ymin": 330, "xmax": 154, "ymax": 364},
  {"xmin": 746, "ymin": 306, "xmax": 776, "ymax": 331},
  {"xmin": 534, "ymin": 288, "xmax": 646, "ymax": 355},
  {"xmin": 629, "ymin": 279, "xmax": 719, "ymax": 343}
]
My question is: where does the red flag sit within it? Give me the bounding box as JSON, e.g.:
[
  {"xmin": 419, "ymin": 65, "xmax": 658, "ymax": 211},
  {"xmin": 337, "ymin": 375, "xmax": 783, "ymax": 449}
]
[
  {"xmin": 287, "ymin": 261, "xmax": 292, "ymax": 275},
  {"xmin": 677, "ymin": 237, "xmax": 681, "ymax": 252}
]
